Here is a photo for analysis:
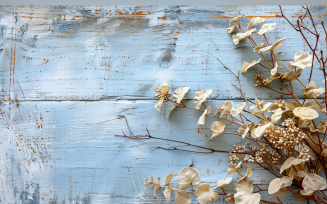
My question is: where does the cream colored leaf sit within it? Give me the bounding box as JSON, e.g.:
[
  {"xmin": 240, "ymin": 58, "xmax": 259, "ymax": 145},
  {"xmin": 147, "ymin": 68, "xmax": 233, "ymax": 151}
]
[
  {"xmin": 198, "ymin": 106, "xmax": 211, "ymax": 125},
  {"xmin": 251, "ymin": 123, "xmax": 271, "ymax": 138},
  {"xmin": 269, "ymin": 190, "xmax": 286, "ymax": 199},
  {"xmin": 175, "ymin": 192, "xmax": 191, "ymax": 204},
  {"xmin": 301, "ymin": 81, "xmax": 325, "ymax": 98},
  {"xmin": 292, "ymin": 158, "xmax": 304, "ymax": 166},
  {"xmin": 281, "ymin": 69, "xmax": 303, "ymax": 82},
  {"xmin": 232, "ymin": 29, "xmax": 256, "ymax": 45},
  {"xmin": 179, "ymin": 167, "xmax": 201, "ymax": 188},
  {"xmin": 165, "ymin": 174, "xmax": 175, "ymax": 185},
  {"xmin": 195, "ymin": 183, "xmax": 219, "ymax": 204},
  {"xmin": 260, "ymin": 37, "xmax": 286, "ymax": 52},
  {"xmin": 304, "ymin": 99, "xmax": 322, "ymax": 111},
  {"xmin": 241, "ymin": 58, "xmax": 261, "ymax": 74},
  {"xmin": 227, "ymin": 25, "xmax": 239, "ymax": 33},
  {"xmin": 164, "ymin": 188, "xmax": 172, "ymax": 202},
  {"xmin": 168, "ymin": 104, "xmax": 177, "ymax": 119},
  {"xmin": 285, "ymin": 101, "xmax": 301, "ymax": 111},
  {"xmin": 280, "ymin": 176, "xmax": 293, "ymax": 188},
  {"xmin": 280, "ymin": 157, "xmax": 296, "ymax": 173},
  {"xmin": 223, "ymin": 101, "xmax": 233, "ymax": 112},
  {"xmin": 155, "ymin": 97, "xmax": 165, "ymax": 111},
  {"xmin": 289, "ymin": 51, "xmax": 313, "ymax": 69},
  {"xmin": 217, "ymin": 177, "xmax": 233, "ymax": 188},
  {"xmin": 172, "ymin": 87, "xmax": 190, "ymax": 104},
  {"xmin": 232, "ymin": 102, "xmax": 246, "ymax": 116},
  {"xmin": 271, "ymin": 108, "xmax": 282, "ymax": 123},
  {"xmin": 266, "ymin": 72, "xmax": 282, "ymax": 83},
  {"xmin": 253, "ymin": 43, "xmax": 265, "ymax": 52},
  {"xmin": 237, "ymin": 168, "xmax": 253, "ymax": 184},
  {"xmin": 209, "ymin": 120, "xmax": 226, "ymax": 140},
  {"xmin": 247, "ymin": 17, "xmax": 265, "ymax": 30},
  {"xmin": 194, "ymin": 90, "xmax": 212, "ymax": 109},
  {"xmin": 300, "ymin": 189, "xmax": 314, "ymax": 196},
  {"xmin": 261, "ymin": 102, "xmax": 273, "ymax": 112},
  {"xmin": 209, "ymin": 131, "xmax": 224, "ymax": 140},
  {"xmin": 268, "ymin": 178, "xmax": 283, "ymax": 194},
  {"xmin": 230, "ymin": 14, "xmax": 244, "ymax": 25},
  {"xmin": 302, "ymin": 173, "xmax": 327, "ymax": 192},
  {"xmin": 258, "ymin": 23, "xmax": 276, "ymax": 35},
  {"xmin": 295, "ymin": 170, "xmax": 307, "ymax": 178},
  {"xmin": 234, "ymin": 181, "xmax": 261, "ymax": 204},
  {"xmin": 271, "ymin": 62, "xmax": 279, "ymax": 75},
  {"xmin": 293, "ymin": 107, "xmax": 319, "ymax": 121}
]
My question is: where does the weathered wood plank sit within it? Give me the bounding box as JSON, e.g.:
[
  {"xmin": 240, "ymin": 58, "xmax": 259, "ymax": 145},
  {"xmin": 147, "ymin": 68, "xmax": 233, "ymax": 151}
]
[
  {"xmin": 0, "ymin": 5, "xmax": 326, "ymax": 101},
  {"xmin": 0, "ymin": 100, "xmax": 310, "ymax": 203}
]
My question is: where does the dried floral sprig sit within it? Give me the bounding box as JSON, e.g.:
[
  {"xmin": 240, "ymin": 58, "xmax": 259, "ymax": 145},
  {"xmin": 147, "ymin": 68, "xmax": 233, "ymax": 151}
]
[{"xmin": 122, "ymin": 5, "xmax": 327, "ymax": 204}]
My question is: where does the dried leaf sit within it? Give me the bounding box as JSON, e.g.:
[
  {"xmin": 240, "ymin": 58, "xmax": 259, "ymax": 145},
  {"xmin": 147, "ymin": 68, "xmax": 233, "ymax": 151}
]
[
  {"xmin": 258, "ymin": 23, "xmax": 276, "ymax": 35},
  {"xmin": 154, "ymin": 185, "xmax": 161, "ymax": 196},
  {"xmin": 304, "ymin": 99, "xmax": 322, "ymax": 111},
  {"xmin": 293, "ymin": 107, "xmax": 319, "ymax": 121},
  {"xmin": 217, "ymin": 177, "xmax": 233, "ymax": 188},
  {"xmin": 268, "ymin": 178, "xmax": 283, "ymax": 194},
  {"xmin": 175, "ymin": 192, "xmax": 191, "ymax": 204},
  {"xmin": 223, "ymin": 101, "xmax": 233, "ymax": 112},
  {"xmin": 271, "ymin": 108, "xmax": 282, "ymax": 123},
  {"xmin": 234, "ymin": 181, "xmax": 261, "ymax": 204},
  {"xmin": 247, "ymin": 17, "xmax": 265, "ymax": 30},
  {"xmin": 302, "ymin": 173, "xmax": 327, "ymax": 193},
  {"xmin": 269, "ymin": 190, "xmax": 286, "ymax": 199},
  {"xmin": 195, "ymin": 183, "xmax": 219, "ymax": 204},
  {"xmin": 209, "ymin": 121, "xmax": 225, "ymax": 140},
  {"xmin": 155, "ymin": 97, "xmax": 165, "ymax": 111},
  {"xmin": 295, "ymin": 170, "xmax": 307, "ymax": 178},
  {"xmin": 194, "ymin": 90, "xmax": 212, "ymax": 109},
  {"xmin": 230, "ymin": 14, "xmax": 244, "ymax": 25},
  {"xmin": 271, "ymin": 62, "xmax": 279, "ymax": 75},
  {"xmin": 172, "ymin": 87, "xmax": 190, "ymax": 104},
  {"xmin": 237, "ymin": 168, "xmax": 252, "ymax": 184},
  {"xmin": 232, "ymin": 29, "xmax": 256, "ymax": 45},
  {"xmin": 198, "ymin": 106, "xmax": 211, "ymax": 125},
  {"xmin": 178, "ymin": 167, "xmax": 201, "ymax": 190},
  {"xmin": 289, "ymin": 51, "xmax": 313, "ymax": 69},
  {"xmin": 281, "ymin": 69, "xmax": 303, "ymax": 82},
  {"xmin": 260, "ymin": 37, "xmax": 286, "ymax": 52},
  {"xmin": 231, "ymin": 103, "xmax": 246, "ymax": 116},
  {"xmin": 165, "ymin": 174, "xmax": 175, "ymax": 185},
  {"xmin": 253, "ymin": 43, "xmax": 265, "ymax": 52},
  {"xmin": 280, "ymin": 157, "xmax": 296, "ymax": 174},
  {"xmin": 241, "ymin": 58, "xmax": 261, "ymax": 74},
  {"xmin": 301, "ymin": 81, "xmax": 325, "ymax": 98},
  {"xmin": 227, "ymin": 25, "xmax": 239, "ymax": 33},
  {"xmin": 251, "ymin": 123, "xmax": 271, "ymax": 138},
  {"xmin": 164, "ymin": 188, "xmax": 172, "ymax": 202},
  {"xmin": 266, "ymin": 72, "xmax": 282, "ymax": 83}
]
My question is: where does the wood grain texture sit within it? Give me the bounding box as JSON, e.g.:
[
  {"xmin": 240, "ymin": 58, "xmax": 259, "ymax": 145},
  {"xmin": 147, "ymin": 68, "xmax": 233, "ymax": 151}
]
[{"xmin": 0, "ymin": 5, "xmax": 326, "ymax": 204}]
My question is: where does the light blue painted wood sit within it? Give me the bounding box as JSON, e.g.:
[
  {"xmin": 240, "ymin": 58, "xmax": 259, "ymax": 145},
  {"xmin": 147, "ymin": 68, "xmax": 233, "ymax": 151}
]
[{"xmin": 0, "ymin": 5, "xmax": 326, "ymax": 203}]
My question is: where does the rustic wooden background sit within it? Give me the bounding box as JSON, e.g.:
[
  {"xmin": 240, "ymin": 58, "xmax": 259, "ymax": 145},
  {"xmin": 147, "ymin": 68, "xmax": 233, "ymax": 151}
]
[{"xmin": 1, "ymin": 5, "xmax": 327, "ymax": 204}]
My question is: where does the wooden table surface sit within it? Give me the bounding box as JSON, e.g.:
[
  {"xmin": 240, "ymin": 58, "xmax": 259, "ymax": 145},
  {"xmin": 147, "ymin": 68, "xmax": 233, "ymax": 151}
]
[{"xmin": 0, "ymin": 5, "xmax": 327, "ymax": 204}]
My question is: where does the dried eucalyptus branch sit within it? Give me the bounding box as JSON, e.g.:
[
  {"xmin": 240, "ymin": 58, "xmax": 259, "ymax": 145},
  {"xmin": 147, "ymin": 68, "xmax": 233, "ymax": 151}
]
[{"xmin": 123, "ymin": 5, "xmax": 327, "ymax": 204}]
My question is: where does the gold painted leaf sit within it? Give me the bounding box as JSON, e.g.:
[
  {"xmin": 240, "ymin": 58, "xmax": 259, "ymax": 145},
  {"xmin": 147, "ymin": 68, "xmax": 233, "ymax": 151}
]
[
  {"xmin": 227, "ymin": 25, "xmax": 239, "ymax": 33},
  {"xmin": 280, "ymin": 157, "xmax": 296, "ymax": 174},
  {"xmin": 268, "ymin": 178, "xmax": 283, "ymax": 194},
  {"xmin": 258, "ymin": 23, "xmax": 276, "ymax": 35},
  {"xmin": 175, "ymin": 192, "xmax": 191, "ymax": 204},
  {"xmin": 241, "ymin": 58, "xmax": 261, "ymax": 74},
  {"xmin": 234, "ymin": 181, "xmax": 261, "ymax": 204},
  {"xmin": 168, "ymin": 104, "xmax": 177, "ymax": 119},
  {"xmin": 195, "ymin": 183, "xmax": 219, "ymax": 204},
  {"xmin": 230, "ymin": 14, "xmax": 244, "ymax": 25},
  {"xmin": 247, "ymin": 17, "xmax": 265, "ymax": 30},
  {"xmin": 198, "ymin": 106, "xmax": 211, "ymax": 125},
  {"xmin": 209, "ymin": 120, "xmax": 225, "ymax": 140},
  {"xmin": 232, "ymin": 29, "xmax": 256, "ymax": 45},
  {"xmin": 260, "ymin": 37, "xmax": 286, "ymax": 52},
  {"xmin": 271, "ymin": 108, "xmax": 282, "ymax": 123},
  {"xmin": 165, "ymin": 174, "xmax": 175, "ymax": 185},
  {"xmin": 194, "ymin": 90, "xmax": 212, "ymax": 109},
  {"xmin": 251, "ymin": 123, "xmax": 271, "ymax": 138},
  {"xmin": 178, "ymin": 167, "xmax": 201, "ymax": 189},
  {"xmin": 172, "ymin": 87, "xmax": 190, "ymax": 104},
  {"xmin": 271, "ymin": 62, "xmax": 279, "ymax": 75},
  {"xmin": 223, "ymin": 101, "xmax": 232, "ymax": 112},
  {"xmin": 302, "ymin": 173, "xmax": 327, "ymax": 192},
  {"xmin": 155, "ymin": 97, "xmax": 165, "ymax": 111},
  {"xmin": 289, "ymin": 51, "xmax": 313, "ymax": 69},
  {"xmin": 269, "ymin": 190, "xmax": 286, "ymax": 199},
  {"xmin": 164, "ymin": 188, "xmax": 172, "ymax": 202},
  {"xmin": 216, "ymin": 177, "xmax": 233, "ymax": 188},
  {"xmin": 253, "ymin": 43, "xmax": 265, "ymax": 52},
  {"xmin": 293, "ymin": 107, "xmax": 319, "ymax": 121},
  {"xmin": 301, "ymin": 81, "xmax": 325, "ymax": 98},
  {"xmin": 231, "ymin": 102, "xmax": 246, "ymax": 116}
]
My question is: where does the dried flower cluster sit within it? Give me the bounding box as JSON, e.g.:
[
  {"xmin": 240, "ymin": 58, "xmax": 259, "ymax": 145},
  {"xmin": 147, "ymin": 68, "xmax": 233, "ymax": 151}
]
[{"xmin": 119, "ymin": 5, "xmax": 327, "ymax": 204}]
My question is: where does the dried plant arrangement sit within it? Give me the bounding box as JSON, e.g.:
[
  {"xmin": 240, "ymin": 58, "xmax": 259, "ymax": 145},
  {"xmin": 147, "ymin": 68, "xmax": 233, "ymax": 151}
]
[{"xmin": 117, "ymin": 5, "xmax": 327, "ymax": 204}]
